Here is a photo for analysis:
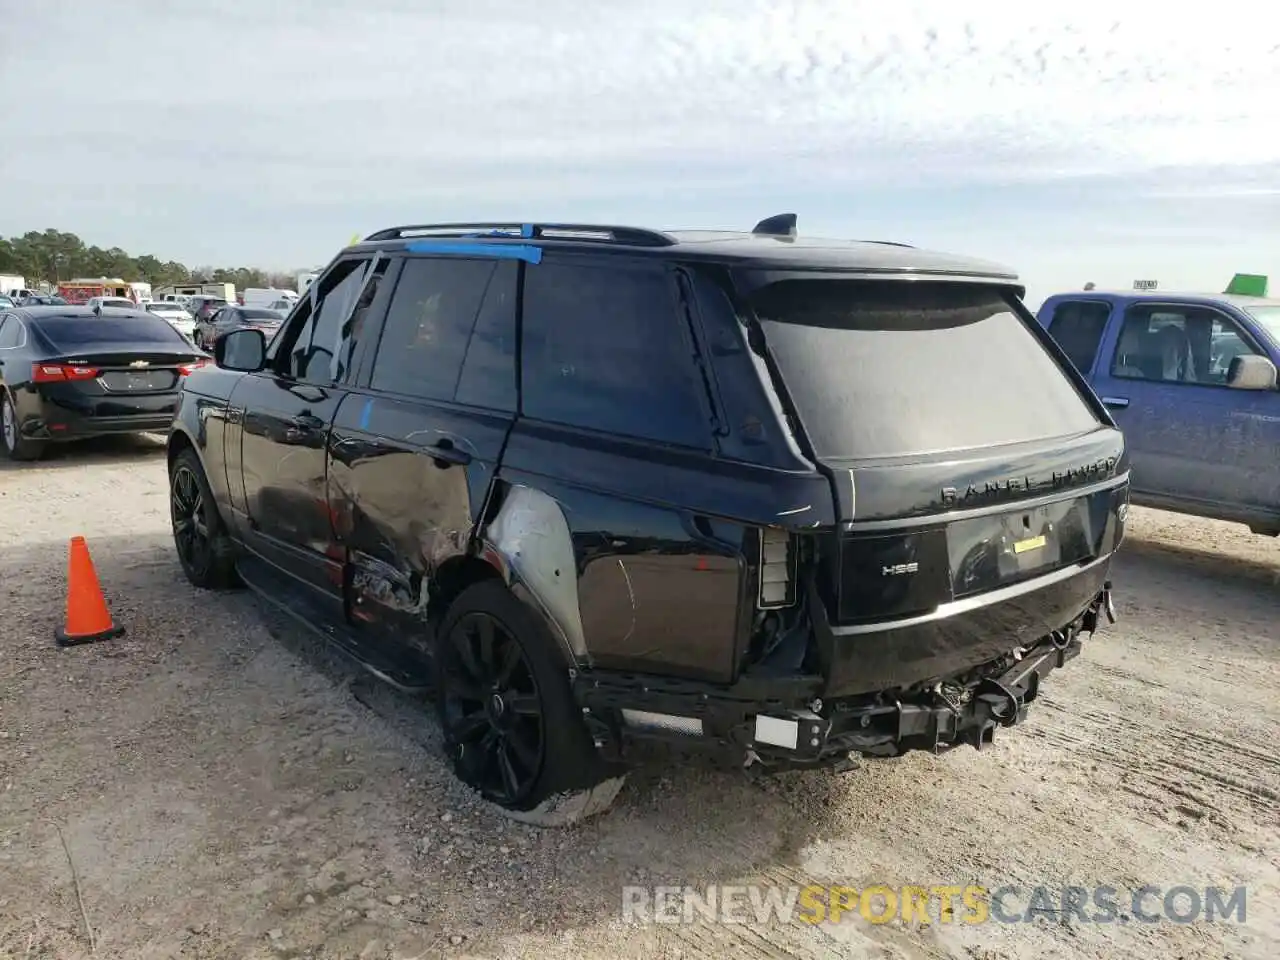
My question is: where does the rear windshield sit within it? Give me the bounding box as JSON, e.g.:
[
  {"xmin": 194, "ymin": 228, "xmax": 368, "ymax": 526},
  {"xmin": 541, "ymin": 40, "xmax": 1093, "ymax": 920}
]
[
  {"xmin": 749, "ymin": 280, "xmax": 1101, "ymax": 460},
  {"xmin": 37, "ymin": 315, "xmax": 188, "ymax": 349}
]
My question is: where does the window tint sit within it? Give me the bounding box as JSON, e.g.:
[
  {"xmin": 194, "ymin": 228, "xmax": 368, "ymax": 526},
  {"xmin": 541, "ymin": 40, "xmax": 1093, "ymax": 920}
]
[
  {"xmin": 455, "ymin": 261, "xmax": 518, "ymax": 411},
  {"xmin": 1110, "ymin": 304, "xmax": 1261, "ymax": 386},
  {"xmin": 748, "ymin": 280, "xmax": 1099, "ymax": 460},
  {"xmin": 370, "ymin": 257, "xmax": 496, "ymax": 401},
  {"xmin": 1047, "ymin": 300, "xmax": 1110, "ymax": 374},
  {"xmin": 521, "ymin": 260, "xmax": 709, "ymax": 447},
  {"xmin": 287, "ymin": 258, "xmax": 370, "ymax": 382}
]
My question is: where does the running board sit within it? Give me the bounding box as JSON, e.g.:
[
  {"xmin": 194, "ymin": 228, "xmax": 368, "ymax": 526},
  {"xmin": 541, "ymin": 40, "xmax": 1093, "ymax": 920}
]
[{"xmin": 236, "ymin": 555, "xmax": 435, "ymax": 695}]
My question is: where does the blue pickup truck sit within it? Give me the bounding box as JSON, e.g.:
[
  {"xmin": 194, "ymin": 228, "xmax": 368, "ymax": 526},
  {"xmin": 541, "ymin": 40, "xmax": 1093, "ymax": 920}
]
[{"xmin": 1037, "ymin": 290, "xmax": 1280, "ymax": 536}]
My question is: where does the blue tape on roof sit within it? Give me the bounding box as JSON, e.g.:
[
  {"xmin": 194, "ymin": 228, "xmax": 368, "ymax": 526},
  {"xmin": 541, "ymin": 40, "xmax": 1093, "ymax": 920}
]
[
  {"xmin": 520, "ymin": 223, "xmax": 534, "ymax": 239},
  {"xmin": 359, "ymin": 397, "xmax": 373, "ymax": 430},
  {"xmin": 404, "ymin": 240, "xmax": 542, "ymax": 264}
]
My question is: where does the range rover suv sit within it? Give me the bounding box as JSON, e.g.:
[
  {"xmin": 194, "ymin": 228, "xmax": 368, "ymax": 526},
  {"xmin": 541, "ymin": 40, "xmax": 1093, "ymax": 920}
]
[{"xmin": 166, "ymin": 216, "xmax": 1127, "ymax": 816}]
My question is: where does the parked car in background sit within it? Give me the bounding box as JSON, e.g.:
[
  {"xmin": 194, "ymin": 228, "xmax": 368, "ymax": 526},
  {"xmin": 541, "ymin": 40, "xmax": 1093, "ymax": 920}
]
[
  {"xmin": 85, "ymin": 296, "xmax": 139, "ymax": 312},
  {"xmin": 145, "ymin": 301, "xmax": 198, "ymax": 342},
  {"xmin": 187, "ymin": 296, "xmax": 230, "ymax": 329},
  {"xmin": 1038, "ymin": 291, "xmax": 1279, "ymax": 536},
  {"xmin": 242, "ymin": 287, "xmax": 299, "ymax": 311},
  {"xmin": 192, "ymin": 305, "xmax": 283, "ymax": 349},
  {"xmin": 17, "ymin": 294, "xmax": 68, "ymax": 307},
  {"xmin": 0, "ymin": 297, "xmax": 14, "ymax": 310},
  {"xmin": 0, "ymin": 306, "xmax": 208, "ymax": 461},
  {"xmin": 166, "ymin": 217, "xmax": 1126, "ymax": 814}
]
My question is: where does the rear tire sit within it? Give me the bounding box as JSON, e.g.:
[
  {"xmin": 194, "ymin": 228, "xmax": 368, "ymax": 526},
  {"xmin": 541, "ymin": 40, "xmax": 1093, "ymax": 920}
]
[
  {"xmin": 0, "ymin": 391, "xmax": 45, "ymax": 462},
  {"xmin": 435, "ymin": 580, "xmax": 618, "ymax": 813},
  {"xmin": 169, "ymin": 447, "xmax": 240, "ymax": 589}
]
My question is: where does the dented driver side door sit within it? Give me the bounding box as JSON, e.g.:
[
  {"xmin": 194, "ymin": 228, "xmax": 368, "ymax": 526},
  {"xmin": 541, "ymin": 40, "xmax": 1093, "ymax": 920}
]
[{"xmin": 326, "ymin": 254, "xmax": 519, "ymax": 656}]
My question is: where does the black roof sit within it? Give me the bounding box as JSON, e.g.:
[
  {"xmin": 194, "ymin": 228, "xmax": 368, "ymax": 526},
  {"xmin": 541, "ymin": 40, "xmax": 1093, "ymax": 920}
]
[{"xmin": 345, "ymin": 219, "xmax": 1021, "ymax": 285}]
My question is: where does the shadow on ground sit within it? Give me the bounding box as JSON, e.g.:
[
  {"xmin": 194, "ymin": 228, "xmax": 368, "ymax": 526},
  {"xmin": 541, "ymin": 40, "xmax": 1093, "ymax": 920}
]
[
  {"xmin": 1117, "ymin": 528, "xmax": 1280, "ymax": 589},
  {"xmin": 0, "ymin": 433, "xmax": 167, "ymax": 472},
  {"xmin": 0, "ymin": 532, "xmax": 862, "ymax": 959}
]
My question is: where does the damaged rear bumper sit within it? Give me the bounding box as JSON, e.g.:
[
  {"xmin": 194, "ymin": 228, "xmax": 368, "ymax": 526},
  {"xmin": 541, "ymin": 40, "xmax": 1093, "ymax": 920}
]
[{"xmin": 575, "ymin": 580, "xmax": 1117, "ymax": 770}]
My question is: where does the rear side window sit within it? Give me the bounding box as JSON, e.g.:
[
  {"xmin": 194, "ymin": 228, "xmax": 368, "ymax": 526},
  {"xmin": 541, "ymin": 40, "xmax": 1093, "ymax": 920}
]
[
  {"xmin": 521, "ymin": 259, "xmax": 710, "ymax": 448},
  {"xmin": 748, "ymin": 280, "xmax": 1100, "ymax": 460},
  {"xmin": 0, "ymin": 316, "xmax": 22, "ymax": 348},
  {"xmin": 370, "ymin": 257, "xmax": 497, "ymax": 402},
  {"xmin": 35, "ymin": 315, "xmax": 188, "ymax": 349},
  {"xmin": 1047, "ymin": 300, "xmax": 1111, "ymax": 374}
]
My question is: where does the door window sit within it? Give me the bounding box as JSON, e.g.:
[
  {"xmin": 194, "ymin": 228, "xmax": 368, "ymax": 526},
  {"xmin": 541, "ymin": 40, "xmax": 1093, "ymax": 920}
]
[
  {"xmin": 283, "ymin": 258, "xmax": 371, "ymax": 383},
  {"xmin": 369, "ymin": 257, "xmax": 496, "ymax": 402},
  {"xmin": 520, "ymin": 258, "xmax": 710, "ymax": 448},
  {"xmin": 331, "ymin": 260, "xmax": 389, "ymax": 383},
  {"xmin": 1046, "ymin": 300, "xmax": 1111, "ymax": 374},
  {"xmin": 1111, "ymin": 304, "xmax": 1262, "ymax": 386}
]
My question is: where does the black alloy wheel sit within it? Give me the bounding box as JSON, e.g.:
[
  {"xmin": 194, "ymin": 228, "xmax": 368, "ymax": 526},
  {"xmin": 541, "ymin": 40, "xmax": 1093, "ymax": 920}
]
[
  {"xmin": 170, "ymin": 461, "xmax": 213, "ymax": 580},
  {"xmin": 440, "ymin": 610, "xmax": 545, "ymax": 807}
]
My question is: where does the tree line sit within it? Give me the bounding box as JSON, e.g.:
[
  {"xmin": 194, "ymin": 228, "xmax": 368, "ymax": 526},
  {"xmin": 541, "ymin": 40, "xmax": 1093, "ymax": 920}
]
[{"xmin": 0, "ymin": 228, "xmax": 299, "ymax": 291}]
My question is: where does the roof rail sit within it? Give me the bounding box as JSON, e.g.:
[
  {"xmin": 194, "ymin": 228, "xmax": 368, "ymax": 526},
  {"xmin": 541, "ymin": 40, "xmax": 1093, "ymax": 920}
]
[{"xmin": 363, "ymin": 222, "xmax": 678, "ymax": 247}]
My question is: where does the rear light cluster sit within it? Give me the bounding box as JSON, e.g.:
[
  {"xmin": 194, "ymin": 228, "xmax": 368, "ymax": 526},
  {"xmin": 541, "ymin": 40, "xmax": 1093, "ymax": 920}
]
[
  {"xmin": 31, "ymin": 363, "xmax": 99, "ymax": 383},
  {"xmin": 30, "ymin": 359, "xmax": 209, "ymax": 382},
  {"xmin": 757, "ymin": 527, "xmax": 798, "ymax": 608}
]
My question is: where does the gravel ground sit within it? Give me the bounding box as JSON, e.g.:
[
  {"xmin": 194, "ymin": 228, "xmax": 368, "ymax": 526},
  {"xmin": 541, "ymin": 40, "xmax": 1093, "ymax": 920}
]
[{"xmin": 1, "ymin": 436, "xmax": 1277, "ymax": 960}]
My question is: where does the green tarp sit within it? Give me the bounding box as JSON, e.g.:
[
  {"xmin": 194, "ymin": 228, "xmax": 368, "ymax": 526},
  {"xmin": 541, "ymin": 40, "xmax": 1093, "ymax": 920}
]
[{"xmin": 1224, "ymin": 273, "xmax": 1268, "ymax": 296}]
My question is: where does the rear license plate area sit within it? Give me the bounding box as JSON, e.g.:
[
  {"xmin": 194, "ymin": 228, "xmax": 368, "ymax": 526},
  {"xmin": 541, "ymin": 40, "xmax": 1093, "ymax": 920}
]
[
  {"xmin": 947, "ymin": 497, "xmax": 1097, "ymax": 599},
  {"xmin": 102, "ymin": 370, "xmax": 175, "ymax": 392}
]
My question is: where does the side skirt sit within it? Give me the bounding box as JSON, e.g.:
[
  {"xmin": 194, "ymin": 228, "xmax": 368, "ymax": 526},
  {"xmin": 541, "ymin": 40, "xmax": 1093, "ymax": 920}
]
[{"xmin": 236, "ymin": 554, "xmax": 435, "ymax": 695}]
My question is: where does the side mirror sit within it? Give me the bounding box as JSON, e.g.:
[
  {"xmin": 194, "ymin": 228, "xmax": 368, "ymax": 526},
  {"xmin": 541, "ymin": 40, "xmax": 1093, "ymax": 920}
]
[
  {"xmin": 1226, "ymin": 354, "xmax": 1279, "ymax": 391},
  {"xmin": 215, "ymin": 328, "xmax": 267, "ymax": 372}
]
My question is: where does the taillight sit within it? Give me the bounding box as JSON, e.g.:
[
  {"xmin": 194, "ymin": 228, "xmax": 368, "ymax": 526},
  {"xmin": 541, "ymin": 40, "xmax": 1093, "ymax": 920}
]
[
  {"xmin": 177, "ymin": 360, "xmax": 210, "ymax": 376},
  {"xmin": 31, "ymin": 363, "xmax": 99, "ymax": 383}
]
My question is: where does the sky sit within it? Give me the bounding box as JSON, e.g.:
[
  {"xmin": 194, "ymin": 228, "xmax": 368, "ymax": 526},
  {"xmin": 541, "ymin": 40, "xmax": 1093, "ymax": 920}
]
[{"xmin": 1, "ymin": 0, "xmax": 1278, "ymax": 307}]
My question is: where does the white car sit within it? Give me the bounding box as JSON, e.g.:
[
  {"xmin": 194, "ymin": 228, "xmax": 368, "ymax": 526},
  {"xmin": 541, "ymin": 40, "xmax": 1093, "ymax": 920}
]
[
  {"xmin": 85, "ymin": 296, "xmax": 138, "ymax": 311},
  {"xmin": 145, "ymin": 301, "xmax": 197, "ymax": 341}
]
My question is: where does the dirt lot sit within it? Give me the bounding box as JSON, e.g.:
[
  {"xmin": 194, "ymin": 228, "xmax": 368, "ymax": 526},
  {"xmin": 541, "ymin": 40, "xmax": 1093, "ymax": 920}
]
[{"xmin": 1, "ymin": 437, "xmax": 1277, "ymax": 960}]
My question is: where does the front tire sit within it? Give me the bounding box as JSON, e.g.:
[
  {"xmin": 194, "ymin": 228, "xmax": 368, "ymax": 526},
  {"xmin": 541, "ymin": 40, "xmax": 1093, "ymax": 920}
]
[
  {"xmin": 169, "ymin": 447, "xmax": 239, "ymax": 589},
  {"xmin": 0, "ymin": 391, "xmax": 45, "ymax": 462},
  {"xmin": 435, "ymin": 580, "xmax": 616, "ymax": 813}
]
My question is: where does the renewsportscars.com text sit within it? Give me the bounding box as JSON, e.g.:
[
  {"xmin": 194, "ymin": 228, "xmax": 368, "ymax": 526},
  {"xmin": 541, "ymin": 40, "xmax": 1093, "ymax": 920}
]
[{"xmin": 621, "ymin": 884, "xmax": 1247, "ymax": 926}]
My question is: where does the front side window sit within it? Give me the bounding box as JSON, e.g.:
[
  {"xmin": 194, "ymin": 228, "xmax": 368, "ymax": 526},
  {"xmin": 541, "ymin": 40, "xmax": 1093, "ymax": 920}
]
[
  {"xmin": 1110, "ymin": 304, "xmax": 1262, "ymax": 386},
  {"xmin": 520, "ymin": 259, "xmax": 710, "ymax": 448},
  {"xmin": 369, "ymin": 257, "xmax": 496, "ymax": 401},
  {"xmin": 284, "ymin": 258, "xmax": 371, "ymax": 382}
]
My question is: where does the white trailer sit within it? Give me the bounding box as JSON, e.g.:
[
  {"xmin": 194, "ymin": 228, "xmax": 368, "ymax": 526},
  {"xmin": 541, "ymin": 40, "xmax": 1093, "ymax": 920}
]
[{"xmin": 1, "ymin": 274, "xmax": 26, "ymax": 298}]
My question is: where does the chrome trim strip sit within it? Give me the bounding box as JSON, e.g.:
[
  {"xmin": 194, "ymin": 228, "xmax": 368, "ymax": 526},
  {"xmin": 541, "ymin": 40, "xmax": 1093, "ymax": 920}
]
[
  {"xmin": 841, "ymin": 473, "xmax": 1129, "ymax": 532},
  {"xmin": 830, "ymin": 551, "xmax": 1113, "ymax": 636}
]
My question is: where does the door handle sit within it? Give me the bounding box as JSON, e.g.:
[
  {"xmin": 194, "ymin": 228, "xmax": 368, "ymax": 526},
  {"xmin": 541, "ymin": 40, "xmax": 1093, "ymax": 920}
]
[
  {"xmin": 430, "ymin": 438, "xmax": 472, "ymax": 467},
  {"xmin": 1101, "ymin": 396, "xmax": 1130, "ymax": 409},
  {"xmin": 289, "ymin": 413, "xmax": 325, "ymax": 430}
]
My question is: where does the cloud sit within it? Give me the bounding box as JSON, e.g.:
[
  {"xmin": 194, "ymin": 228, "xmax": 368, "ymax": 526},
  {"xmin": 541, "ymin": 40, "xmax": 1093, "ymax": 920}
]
[{"xmin": 0, "ymin": 0, "xmax": 1277, "ymax": 267}]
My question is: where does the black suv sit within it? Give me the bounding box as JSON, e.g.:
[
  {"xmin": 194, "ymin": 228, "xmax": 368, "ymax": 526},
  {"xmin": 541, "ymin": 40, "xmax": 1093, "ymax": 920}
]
[{"xmin": 166, "ymin": 217, "xmax": 1127, "ymax": 816}]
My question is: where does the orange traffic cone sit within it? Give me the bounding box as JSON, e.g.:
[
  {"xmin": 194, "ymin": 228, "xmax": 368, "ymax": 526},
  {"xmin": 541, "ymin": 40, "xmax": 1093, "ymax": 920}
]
[{"xmin": 55, "ymin": 536, "xmax": 125, "ymax": 647}]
